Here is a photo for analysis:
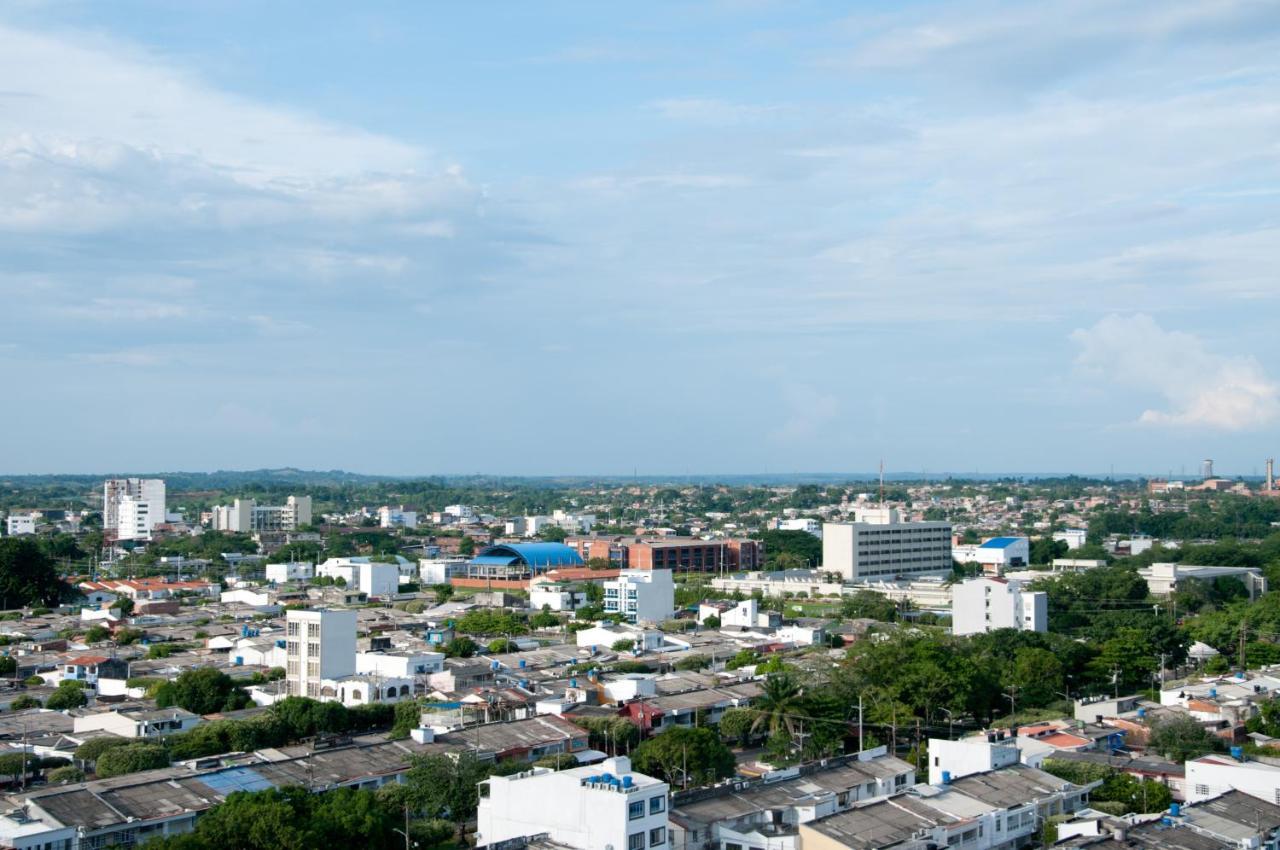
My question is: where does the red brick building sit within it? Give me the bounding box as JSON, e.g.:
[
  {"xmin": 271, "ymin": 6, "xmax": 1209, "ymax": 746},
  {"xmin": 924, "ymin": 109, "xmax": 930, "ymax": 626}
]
[{"xmin": 564, "ymin": 535, "xmax": 763, "ymax": 573}]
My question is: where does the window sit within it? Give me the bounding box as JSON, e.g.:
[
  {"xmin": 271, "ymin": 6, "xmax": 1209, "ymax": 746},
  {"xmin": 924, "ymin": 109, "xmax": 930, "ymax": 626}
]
[
  {"xmin": 649, "ymin": 826, "xmax": 666, "ymax": 846},
  {"xmin": 1196, "ymin": 784, "xmax": 1209, "ymax": 796},
  {"xmin": 629, "ymin": 800, "xmax": 645, "ymax": 820},
  {"xmin": 287, "ymin": 622, "xmax": 299, "ymax": 636},
  {"xmin": 628, "ymin": 833, "xmax": 645, "ymax": 850},
  {"xmin": 308, "ymin": 623, "xmax": 320, "ymax": 638},
  {"xmin": 649, "ymin": 796, "xmax": 665, "ymax": 814}
]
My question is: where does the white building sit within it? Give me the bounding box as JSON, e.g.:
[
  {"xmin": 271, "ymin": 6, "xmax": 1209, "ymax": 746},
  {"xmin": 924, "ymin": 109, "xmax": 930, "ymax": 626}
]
[
  {"xmin": 1185, "ymin": 752, "xmax": 1280, "ymax": 803},
  {"xmin": 927, "ymin": 730, "xmax": 1023, "ymax": 784},
  {"xmin": 476, "ymin": 755, "xmax": 669, "ymax": 850},
  {"xmin": 356, "ymin": 649, "xmax": 445, "ymax": 679},
  {"xmin": 950, "ymin": 577, "xmax": 1047, "ymax": 636},
  {"xmin": 700, "ymin": 598, "xmax": 778, "ymax": 629},
  {"xmin": 285, "ymin": 608, "xmax": 356, "ymax": 699},
  {"xmin": 73, "ymin": 707, "xmax": 202, "ymax": 739},
  {"xmin": 1140, "ymin": 562, "xmax": 1267, "ymax": 600},
  {"xmin": 378, "ymin": 505, "xmax": 418, "ymax": 529},
  {"xmin": 603, "ymin": 569, "xmax": 675, "ymax": 624},
  {"xmin": 210, "ymin": 495, "xmax": 311, "ymax": 533},
  {"xmin": 419, "ymin": 558, "xmax": 467, "ymax": 585},
  {"xmin": 265, "ymin": 561, "xmax": 314, "ymax": 583},
  {"xmin": 1053, "ymin": 529, "xmax": 1088, "ymax": 550},
  {"xmin": 316, "ymin": 557, "xmax": 401, "ymax": 598},
  {"xmin": 776, "ymin": 517, "xmax": 823, "ymax": 538},
  {"xmin": 103, "ymin": 478, "xmax": 166, "ymax": 541},
  {"xmin": 530, "ymin": 581, "xmax": 587, "ymax": 612},
  {"xmin": 4, "ymin": 514, "xmax": 36, "ymax": 536},
  {"xmin": 951, "ymin": 536, "xmax": 1030, "ymax": 573},
  {"xmin": 822, "ymin": 508, "xmax": 953, "ymax": 580}
]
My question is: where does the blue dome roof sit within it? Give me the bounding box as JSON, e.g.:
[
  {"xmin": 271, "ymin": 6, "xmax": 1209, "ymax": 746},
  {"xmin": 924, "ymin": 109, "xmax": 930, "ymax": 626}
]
[{"xmin": 471, "ymin": 542, "xmax": 585, "ymax": 570}]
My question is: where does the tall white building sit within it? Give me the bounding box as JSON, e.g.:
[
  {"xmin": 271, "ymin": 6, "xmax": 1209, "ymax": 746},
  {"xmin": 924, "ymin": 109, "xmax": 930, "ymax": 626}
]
[
  {"xmin": 950, "ymin": 577, "xmax": 1047, "ymax": 636},
  {"xmin": 476, "ymin": 755, "xmax": 669, "ymax": 850},
  {"xmin": 285, "ymin": 608, "xmax": 356, "ymax": 698},
  {"xmin": 210, "ymin": 496, "xmax": 311, "ymax": 533},
  {"xmin": 822, "ymin": 508, "xmax": 952, "ymax": 580},
  {"xmin": 604, "ymin": 569, "xmax": 675, "ymax": 625},
  {"xmin": 103, "ymin": 478, "xmax": 166, "ymax": 541}
]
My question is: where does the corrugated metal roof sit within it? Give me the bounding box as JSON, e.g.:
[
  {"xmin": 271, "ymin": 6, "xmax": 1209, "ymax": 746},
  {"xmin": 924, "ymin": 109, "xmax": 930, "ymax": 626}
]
[
  {"xmin": 979, "ymin": 537, "xmax": 1025, "ymax": 549},
  {"xmin": 472, "ymin": 543, "xmax": 585, "ymax": 570}
]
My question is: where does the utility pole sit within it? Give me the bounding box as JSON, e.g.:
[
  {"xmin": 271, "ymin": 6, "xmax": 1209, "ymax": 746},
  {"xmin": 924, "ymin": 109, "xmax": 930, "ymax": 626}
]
[
  {"xmin": 858, "ymin": 694, "xmax": 864, "ymax": 753},
  {"xmin": 1240, "ymin": 619, "xmax": 1249, "ymax": 672},
  {"xmin": 1003, "ymin": 685, "xmax": 1019, "ymax": 719}
]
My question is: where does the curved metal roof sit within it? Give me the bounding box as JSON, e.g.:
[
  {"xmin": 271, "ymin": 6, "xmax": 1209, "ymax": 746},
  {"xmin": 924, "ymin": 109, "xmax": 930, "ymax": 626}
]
[{"xmin": 472, "ymin": 542, "xmax": 585, "ymax": 569}]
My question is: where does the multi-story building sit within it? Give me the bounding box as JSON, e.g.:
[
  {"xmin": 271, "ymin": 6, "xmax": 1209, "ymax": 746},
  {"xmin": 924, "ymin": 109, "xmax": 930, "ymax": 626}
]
[
  {"xmin": 285, "ymin": 608, "xmax": 356, "ymax": 699},
  {"xmin": 476, "ymin": 755, "xmax": 669, "ymax": 850},
  {"xmin": 4, "ymin": 514, "xmax": 36, "ymax": 536},
  {"xmin": 822, "ymin": 508, "xmax": 952, "ymax": 580},
  {"xmin": 951, "ymin": 536, "xmax": 1030, "ymax": 574},
  {"xmin": 603, "ymin": 569, "xmax": 675, "ymax": 624},
  {"xmin": 565, "ymin": 535, "xmax": 763, "ymax": 573},
  {"xmin": 950, "ymin": 577, "xmax": 1047, "ymax": 636},
  {"xmin": 210, "ymin": 495, "xmax": 312, "ymax": 533},
  {"xmin": 378, "ymin": 505, "xmax": 418, "ymax": 528},
  {"xmin": 102, "ymin": 478, "xmax": 166, "ymax": 541}
]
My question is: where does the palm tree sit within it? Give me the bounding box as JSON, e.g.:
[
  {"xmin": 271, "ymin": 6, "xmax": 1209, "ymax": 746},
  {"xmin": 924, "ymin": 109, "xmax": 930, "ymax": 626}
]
[{"xmin": 750, "ymin": 673, "xmax": 803, "ymax": 738}]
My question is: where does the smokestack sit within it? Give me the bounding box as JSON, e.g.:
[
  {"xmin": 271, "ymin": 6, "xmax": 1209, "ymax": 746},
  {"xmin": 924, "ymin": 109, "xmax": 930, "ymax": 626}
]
[{"xmin": 1268, "ymin": 458, "xmax": 1275, "ymax": 492}]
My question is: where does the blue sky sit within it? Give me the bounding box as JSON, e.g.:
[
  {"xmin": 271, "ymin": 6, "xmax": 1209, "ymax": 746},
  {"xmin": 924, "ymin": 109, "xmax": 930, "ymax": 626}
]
[{"xmin": 3, "ymin": 1, "xmax": 1280, "ymax": 476}]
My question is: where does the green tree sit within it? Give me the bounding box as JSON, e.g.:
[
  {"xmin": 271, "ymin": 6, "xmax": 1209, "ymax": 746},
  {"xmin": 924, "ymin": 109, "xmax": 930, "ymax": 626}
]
[
  {"xmin": 84, "ymin": 625, "xmax": 111, "ymax": 644},
  {"xmin": 443, "ymin": 637, "xmax": 477, "ymax": 658},
  {"xmin": 46, "ymin": 681, "xmax": 88, "ymax": 710},
  {"xmin": 157, "ymin": 667, "xmax": 250, "ymax": 714},
  {"xmin": 1147, "ymin": 715, "xmax": 1220, "ymax": 762},
  {"xmin": 10, "ymin": 695, "xmax": 40, "ymax": 710},
  {"xmin": 632, "ymin": 726, "xmax": 735, "ymax": 788},
  {"xmin": 718, "ymin": 707, "xmax": 760, "ymax": 746},
  {"xmin": 539, "ymin": 526, "xmax": 568, "ymax": 543},
  {"xmin": 48, "ymin": 765, "xmax": 85, "ymax": 783},
  {"xmin": 611, "ymin": 638, "xmax": 635, "ymax": 653},
  {"xmin": 0, "ymin": 752, "xmax": 28, "ymax": 783},
  {"xmin": 674, "ymin": 654, "xmax": 710, "ymax": 671},
  {"xmin": 95, "ymin": 743, "xmax": 170, "ymax": 778},
  {"xmin": 75, "ymin": 736, "xmax": 132, "ymax": 762},
  {"xmin": 750, "ymin": 674, "xmax": 803, "ymax": 741},
  {"xmin": 0, "ymin": 538, "xmax": 64, "ymax": 607},
  {"xmin": 458, "ymin": 536, "xmax": 475, "ymax": 556}
]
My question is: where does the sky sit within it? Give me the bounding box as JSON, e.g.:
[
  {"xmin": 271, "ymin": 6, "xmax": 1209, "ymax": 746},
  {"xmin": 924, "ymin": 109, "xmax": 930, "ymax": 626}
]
[{"xmin": 2, "ymin": 0, "xmax": 1280, "ymax": 477}]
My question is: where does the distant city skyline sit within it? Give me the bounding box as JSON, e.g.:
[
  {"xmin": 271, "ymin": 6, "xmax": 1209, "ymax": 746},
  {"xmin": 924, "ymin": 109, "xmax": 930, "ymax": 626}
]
[{"xmin": 3, "ymin": 2, "xmax": 1279, "ymax": 474}]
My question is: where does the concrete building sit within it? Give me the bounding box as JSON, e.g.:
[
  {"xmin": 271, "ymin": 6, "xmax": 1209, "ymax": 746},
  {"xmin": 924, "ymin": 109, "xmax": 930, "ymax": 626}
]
[
  {"xmin": 603, "ymin": 569, "xmax": 675, "ymax": 624},
  {"xmin": 210, "ymin": 495, "xmax": 311, "ymax": 533},
  {"xmin": 73, "ymin": 707, "xmax": 202, "ymax": 739},
  {"xmin": 5, "ymin": 514, "xmax": 36, "ymax": 536},
  {"xmin": 265, "ymin": 561, "xmax": 314, "ymax": 583},
  {"xmin": 355, "ymin": 649, "xmax": 445, "ymax": 679},
  {"xmin": 476, "ymin": 755, "xmax": 669, "ymax": 850},
  {"xmin": 419, "ymin": 558, "xmax": 467, "ymax": 585},
  {"xmin": 951, "ymin": 536, "xmax": 1030, "ymax": 574},
  {"xmin": 103, "ymin": 478, "xmax": 166, "ymax": 541},
  {"xmin": 285, "ymin": 608, "xmax": 356, "ymax": 699},
  {"xmin": 950, "ymin": 577, "xmax": 1047, "ymax": 636},
  {"xmin": 316, "ymin": 557, "xmax": 401, "ymax": 598},
  {"xmin": 822, "ymin": 508, "xmax": 953, "ymax": 580},
  {"xmin": 378, "ymin": 505, "xmax": 418, "ymax": 529},
  {"xmin": 927, "ymin": 729, "xmax": 1023, "ymax": 785},
  {"xmin": 1185, "ymin": 752, "xmax": 1280, "ymax": 803},
  {"xmin": 1140, "ymin": 562, "xmax": 1267, "ymax": 599},
  {"xmin": 776, "ymin": 517, "xmax": 823, "ymax": 537},
  {"xmin": 529, "ymin": 580, "xmax": 588, "ymax": 612},
  {"xmin": 1053, "ymin": 529, "xmax": 1088, "ymax": 550}
]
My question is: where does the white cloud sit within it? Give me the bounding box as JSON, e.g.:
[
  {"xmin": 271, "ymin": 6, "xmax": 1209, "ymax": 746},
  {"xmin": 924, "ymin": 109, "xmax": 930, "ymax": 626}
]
[{"xmin": 1071, "ymin": 314, "xmax": 1280, "ymax": 430}]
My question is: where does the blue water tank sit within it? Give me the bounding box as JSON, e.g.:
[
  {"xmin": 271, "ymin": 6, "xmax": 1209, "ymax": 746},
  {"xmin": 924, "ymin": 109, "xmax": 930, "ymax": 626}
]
[
  {"xmin": 1137, "ymin": 708, "xmax": 1146, "ymax": 718},
  {"xmin": 519, "ymin": 659, "xmax": 527, "ymax": 669},
  {"xmin": 1170, "ymin": 803, "xmax": 1181, "ymax": 817},
  {"xmin": 1232, "ymin": 746, "xmax": 1244, "ymax": 761},
  {"xmin": 623, "ymin": 776, "xmax": 633, "ymax": 788},
  {"xmin": 941, "ymin": 771, "xmax": 951, "ymax": 785},
  {"xmin": 491, "ymin": 660, "xmax": 500, "ymax": 671},
  {"xmin": 600, "ymin": 772, "xmax": 613, "ymax": 784},
  {"xmin": 520, "ymin": 679, "xmax": 529, "ymax": 689},
  {"xmin": 1209, "ymin": 688, "xmax": 1218, "ymax": 698},
  {"xmin": 570, "ymin": 678, "xmax": 578, "ymax": 688},
  {"xmin": 233, "ymin": 656, "xmax": 243, "ymax": 666}
]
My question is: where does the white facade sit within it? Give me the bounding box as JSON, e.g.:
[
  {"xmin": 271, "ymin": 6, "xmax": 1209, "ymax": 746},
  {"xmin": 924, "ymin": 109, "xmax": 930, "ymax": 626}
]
[
  {"xmin": 285, "ymin": 608, "xmax": 356, "ymax": 699},
  {"xmin": 951, "ymin": 537, "xmax": 1030, "ymax": 572},
  {"xmin": 476, "ymin": 755, "xmax": 669, "ymax": 850},
  {"xmin": 103, "ymin": 478, "xmax": 166, "ymax": 540},
  {"xmin": 604, "ymin": 569, "xmax": 675, "ymax": 624},
  {"xmin": 378, "ymin": 505, "xmax": 418, "ymax": 528},
  {"xmin": 316, "ymin": 557, "xmax": 401, "ymax": 598},
  {"xmin": 1140, "ymin": 562, "xmax": 1268, "ymax": 599},
  {"xmin": 822, "ymin": 510, "xmax": 953, "ymax": 580},
  {"xmin": 950, "ymin": 577, "xmax": 1047, "ymax": 636},
  {"xmin": 265, "ymin": 561, "xmax": 314, "ymax": 583},
  {"xmin": 1185, "ymin": 753, "xmax": 1280, "ymax": 804},
  {"xmin": 5, "ymin": 514, "xmax": 36, "ymax": 536},
  {"xmin": 927, "ymin": 733, "xmax": 1022, "ymax": 785},
  {"xmin": 1053, "ymin": 529, "xmax": 1088, "ymax": 550},
  {"xmin": 211, "ymin": 496, "xmax": 312, "ymax": 533},
  {"xmin": 777, "ymin": 517, "xmax": 822, "ymax": 537},
  {"xmin": 356, "ymin": 649, "xmax": 445, "ymax": 678},
  {"xmin": 419, "ymin": 558, "xmax": 466, "ymax": 585},
  {"xmin": 530, "ymin": 583, "xmax": 587, "ymax": 612}
]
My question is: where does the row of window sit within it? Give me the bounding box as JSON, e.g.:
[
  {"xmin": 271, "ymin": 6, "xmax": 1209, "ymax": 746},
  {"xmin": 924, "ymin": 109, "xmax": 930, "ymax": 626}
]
[
  {"xmin": 627, "ymin": 827, "xmax": 666, "ymax": 849},
  {"xmin": 628, "ymin": 796, "xmax": 665, "ymax": 819}
]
